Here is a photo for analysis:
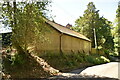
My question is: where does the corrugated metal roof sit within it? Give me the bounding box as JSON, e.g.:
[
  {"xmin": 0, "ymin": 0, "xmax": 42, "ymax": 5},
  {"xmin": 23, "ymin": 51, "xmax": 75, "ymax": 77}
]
[{"xmin": 46, "ymin": 20, "xmax": 91, "ymax": 42}]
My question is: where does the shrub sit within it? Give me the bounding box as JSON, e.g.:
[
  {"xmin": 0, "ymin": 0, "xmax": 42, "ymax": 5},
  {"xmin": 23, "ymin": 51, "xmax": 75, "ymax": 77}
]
[
  {"xmin": 94, "ymin": 56, "xmax": 110, "ymax": 64},
  {"xmin": 85, "ymin": 56, "xmax": 94, "ymax": 63},
  {"xmin": 109, "ymin": 52, "xmax": 119, "ymax": 56},
  {"xmin": 85, "ymin": 55, "xmax": 110, "ymax": 65},
  {"xmin": 9, "ymin": 53, "xmax": 26, "ymax": 65}
]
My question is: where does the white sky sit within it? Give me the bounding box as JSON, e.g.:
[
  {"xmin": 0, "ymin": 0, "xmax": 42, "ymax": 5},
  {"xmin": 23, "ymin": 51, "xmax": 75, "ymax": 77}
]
[
  {"xmin": 0, "ymin": 0, "xmax": 119, "ymax": 33},
  {"xmin": 50, "ymin": 0, "xmax": 119, "ymax": 26}
]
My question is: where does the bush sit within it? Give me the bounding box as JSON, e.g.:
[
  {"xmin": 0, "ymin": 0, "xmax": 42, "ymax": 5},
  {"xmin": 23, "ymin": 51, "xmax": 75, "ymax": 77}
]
[
  {"xmin": 85, "ymin": 56, "xmax": 95, "ymax": 63},
  {"xmin": 39, "ymin": 52, "xmax": 90, "ymax": 71},
  {"xmin": 109, "ymin": 52, "xmax": 119, "ymax": 56},
  {"xmin": 85, "ymin": 55, "xmax": 110, "ymax": 65},
  {"xmin": 94, "ymin": 56, "xmax": 110, "ymax": 64},
  {"xmin": 9, "ymin": 53, "xmax": 26, "ymax": 65}
]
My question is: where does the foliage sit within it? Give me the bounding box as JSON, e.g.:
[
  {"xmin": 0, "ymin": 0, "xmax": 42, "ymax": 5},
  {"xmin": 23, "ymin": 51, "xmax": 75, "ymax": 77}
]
[
  {"xmin": 85, "ymin": 55, "xmax": 110, "ymax": 65},
  {"xmin": 113, "ymin": 1, "xmax": 120, "ymax": 54},
  {"xmin": 39, "ymin": 52, "xmax": 93, "ymax": 72},
  {"xmin": 73, "ymin": 2, "xmax": 100, "ymax": 48},
  {"xmin": 6, "ymin": 48, "xmax": 11, "ymax": 53},
  {"xmin": 39, "ymin": 52, "xmax": 111, "ymax": 71},
  {"xmin": 2, "ymin": 33, "xmax": 12, "ymax": 47},
  {"xmin": 2, "ymin": 1, "xmax": 51, "ymax": 54},
  {"xmin": 73, "ymin": 2, "xmax": 114, "ymax": 51},
  {"xmin": 9, "ymin": 53, "xmax": 26, "ymax": 65},
  {"xmin": 109, "ymin": 52, "xmax": 118, "ymax": 56},
  {"xmin": 97, "ymin": 17, "xmax": 114, "ymax": 51}
]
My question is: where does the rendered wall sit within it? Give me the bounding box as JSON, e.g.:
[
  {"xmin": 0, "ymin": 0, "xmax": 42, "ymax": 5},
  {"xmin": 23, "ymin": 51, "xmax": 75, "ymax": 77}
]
[
  {"xmin": 61, "ymin": 34, "xmax": 72, "ymax": 53},
  {"xmin": 38, "ymin": 24, "xmax": 91, "ymax": 54},
  {"xmin": 61, "ymin": 34, "xmax": 91, "ymax": 54},
  {"xmin": 37, "ymin": 25, "xmax": 60, "ymax": 53},
  {"xmin": 83, "ymin": 40, "xmax": 91, "ymax": 53}
]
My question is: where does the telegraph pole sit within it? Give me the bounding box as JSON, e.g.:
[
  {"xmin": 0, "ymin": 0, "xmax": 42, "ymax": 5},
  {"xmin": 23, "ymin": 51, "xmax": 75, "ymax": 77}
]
[{"xmin": 93, "ymin": 28, "xmax": 97, "ymax": 49}]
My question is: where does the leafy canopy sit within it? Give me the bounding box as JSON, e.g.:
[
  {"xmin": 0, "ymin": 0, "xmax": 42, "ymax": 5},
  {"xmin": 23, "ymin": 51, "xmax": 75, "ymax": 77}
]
[
  {"xmin": 113, "ymin": 1, "xmax": 120, "ymax": 53},
  {"xmin": 2, "ymin": 0, "xmax": 51, "ymax": 54},
  {"xmin": 72, "ymin": 2, "xmax": 114, "ymax": 50}
]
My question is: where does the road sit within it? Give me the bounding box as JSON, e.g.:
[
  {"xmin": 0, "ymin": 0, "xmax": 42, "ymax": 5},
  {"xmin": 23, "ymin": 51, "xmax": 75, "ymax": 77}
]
[
  {"xmin": 51, "ymin": 62, "xmax": 119, "ymax": 79},
  {"xmin": 80, "ymin": 62, "xmax": 119, "ymax": 79}
]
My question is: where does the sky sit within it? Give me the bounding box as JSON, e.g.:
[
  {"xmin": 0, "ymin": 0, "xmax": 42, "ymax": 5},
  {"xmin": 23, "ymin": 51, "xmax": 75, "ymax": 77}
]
[
  {"xmin": 0, "ymin": 0, "xmax": 119, "ymax": 33},
  {"xmin": 50, "ymin": 0, "xmax": 119, "ymax": 26}
]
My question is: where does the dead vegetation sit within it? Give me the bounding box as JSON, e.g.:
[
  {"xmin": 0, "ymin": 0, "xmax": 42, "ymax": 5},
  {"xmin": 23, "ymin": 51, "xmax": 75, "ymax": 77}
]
[{"xmin": 2, "ymin": 48, "xmax": 59, "ymax": 79}]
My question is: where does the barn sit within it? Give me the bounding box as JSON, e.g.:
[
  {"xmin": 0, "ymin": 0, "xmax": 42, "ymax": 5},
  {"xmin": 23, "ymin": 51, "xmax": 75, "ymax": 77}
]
[
  {"xmin": 38, "ymin": 19, "xmax": 91, "ymax": 54},
  {"xmin": 0, "ymin": 19, "xmax": 91, "ymax": 54}
]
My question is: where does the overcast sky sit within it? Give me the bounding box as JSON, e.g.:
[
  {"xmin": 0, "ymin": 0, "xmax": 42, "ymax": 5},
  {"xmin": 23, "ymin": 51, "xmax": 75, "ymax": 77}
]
[{"xmin": 50, "ymin": 0, "xmax": 119, "ymax": 26}]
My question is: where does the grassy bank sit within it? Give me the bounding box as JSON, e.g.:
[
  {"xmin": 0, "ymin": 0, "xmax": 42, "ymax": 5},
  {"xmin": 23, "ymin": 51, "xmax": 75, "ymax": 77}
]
[
  {"xmin": 39, "ymin": 52, "xmax": 110, "ymax": 72},
  {"xmin": 39, "ymin": 53, "xmax": 91, "ymax": 72},
  {"xmin": 2, "ymin": 48, "xmax": 110, "ymax": 78}
]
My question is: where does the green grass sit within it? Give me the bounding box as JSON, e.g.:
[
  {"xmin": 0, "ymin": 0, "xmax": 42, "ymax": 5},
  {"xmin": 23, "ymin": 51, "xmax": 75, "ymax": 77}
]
[
  {"xmin": 85, "ymin": 54, "xmax": 110, "ymax": 65},
  {"xmin": 38, "ymin": 52, "xmax": 110, "ymax": 72},
  {"xmin": 39, "ymin": 52, "xmax": 93, "ymax": 72}
]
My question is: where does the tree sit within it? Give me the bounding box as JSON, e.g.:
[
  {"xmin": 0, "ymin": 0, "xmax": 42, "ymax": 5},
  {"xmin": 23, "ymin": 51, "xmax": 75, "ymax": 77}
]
[
  {"xmin": 73, "ymin": 2, "xmax": 114, "ymax": 51},
  {"xmin": 2, "ymin": 0, "xmax": 51, "ymax": 54},
  {"xmin": 74, "ymin": 2, "xmax": 100, "ymax": 48},
  {"xmin": 97, "ymin": 17, "xmax": 114, "ymax": 51},
  {"xmin": 113, "ymin": 1, "xmax": 120, "ymax": 54}
]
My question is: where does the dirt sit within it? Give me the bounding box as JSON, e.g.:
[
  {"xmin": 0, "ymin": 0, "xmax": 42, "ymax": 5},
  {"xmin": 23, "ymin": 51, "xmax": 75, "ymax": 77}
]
[{"xmin": 2, "ymin": 49, "xmax": 59, "ymax": 79}]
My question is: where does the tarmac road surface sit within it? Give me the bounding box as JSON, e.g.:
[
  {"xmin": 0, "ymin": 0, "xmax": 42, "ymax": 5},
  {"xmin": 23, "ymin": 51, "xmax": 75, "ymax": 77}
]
[
  {"xmin": 49, "ymin": 62, "xmax": 119, "ymax": 79},
  {"xmin": 80, "ymin": 62, "xmax": 120, "ymax": 79}
]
